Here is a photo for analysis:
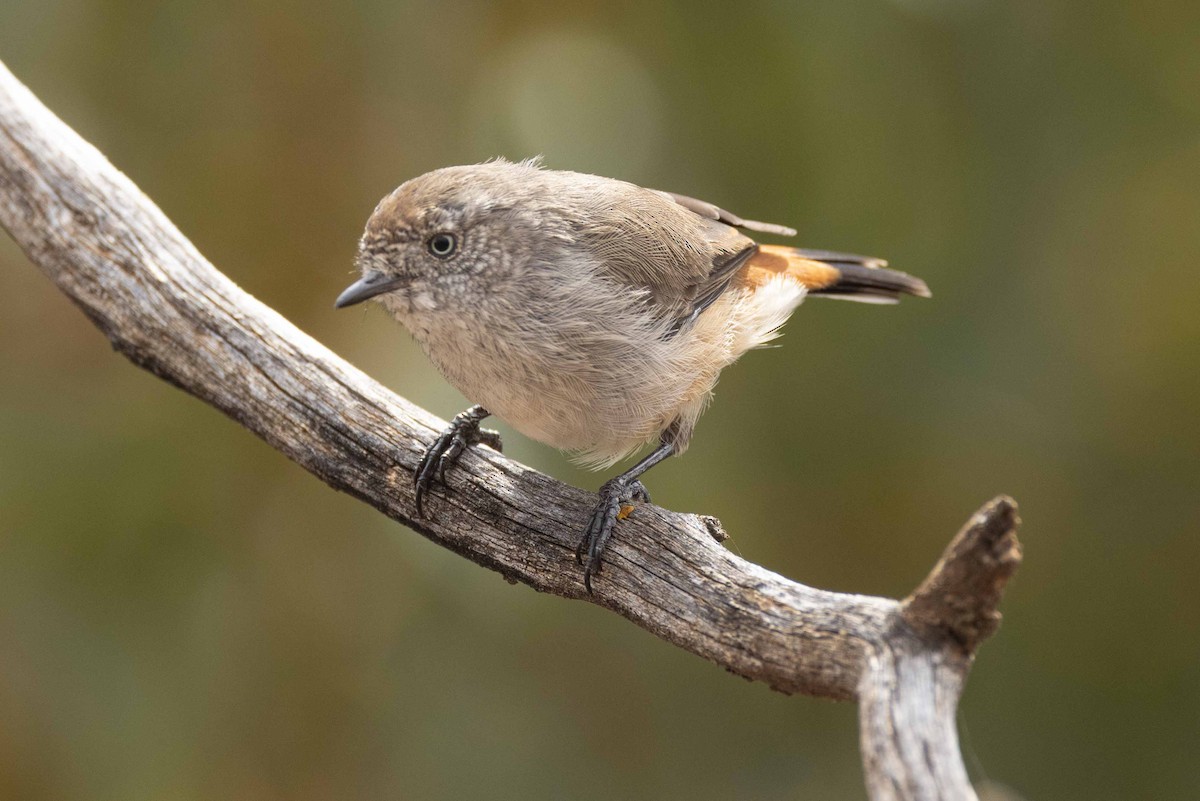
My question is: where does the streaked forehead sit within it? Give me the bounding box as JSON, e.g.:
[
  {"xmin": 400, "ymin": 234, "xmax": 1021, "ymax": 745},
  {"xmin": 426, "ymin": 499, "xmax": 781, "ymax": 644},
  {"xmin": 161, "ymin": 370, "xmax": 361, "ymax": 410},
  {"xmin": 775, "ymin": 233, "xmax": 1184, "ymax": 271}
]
[
  {"xmin": 364, "ymin": 166, "xmax": 498, "ymax": 238},
  {"xmin": 364, "ymin": 197, "xmax": 457, "ymax": 242}
]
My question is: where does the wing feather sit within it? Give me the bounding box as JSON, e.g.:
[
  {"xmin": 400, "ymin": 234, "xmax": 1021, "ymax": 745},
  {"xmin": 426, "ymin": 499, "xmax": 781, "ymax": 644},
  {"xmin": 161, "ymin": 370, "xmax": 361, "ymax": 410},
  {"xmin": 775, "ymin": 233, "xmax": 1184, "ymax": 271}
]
[{"xmin": 659, "ymin": 191, "xmax": 798, "ymax": 237}]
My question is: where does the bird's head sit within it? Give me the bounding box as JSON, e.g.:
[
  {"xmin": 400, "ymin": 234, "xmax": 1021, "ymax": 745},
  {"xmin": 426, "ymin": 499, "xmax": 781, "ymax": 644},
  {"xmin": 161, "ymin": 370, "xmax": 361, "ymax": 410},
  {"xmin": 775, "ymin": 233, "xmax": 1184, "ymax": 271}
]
[{"xmin": 335, "ymin": 162, "xmax": 545, "ymax": 318}]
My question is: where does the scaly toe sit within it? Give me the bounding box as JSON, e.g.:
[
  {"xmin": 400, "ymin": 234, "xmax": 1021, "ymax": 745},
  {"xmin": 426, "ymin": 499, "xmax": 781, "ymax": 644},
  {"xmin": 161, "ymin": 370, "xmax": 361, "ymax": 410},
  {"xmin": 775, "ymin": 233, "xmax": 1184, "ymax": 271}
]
[
  {"xmin": 578, "ymin": 479, "xmax": 646, "ymax": 592},
  {"xmin": 412, "ymin": 407, "xmax": 491, "ymax": 518}
]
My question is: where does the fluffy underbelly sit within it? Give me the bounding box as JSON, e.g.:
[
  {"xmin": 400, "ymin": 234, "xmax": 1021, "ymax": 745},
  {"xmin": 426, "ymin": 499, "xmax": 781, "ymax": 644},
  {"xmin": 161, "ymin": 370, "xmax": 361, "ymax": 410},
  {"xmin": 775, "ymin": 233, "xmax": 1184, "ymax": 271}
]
[
  {"xmin": 420, "ymin": 331, "xmax": 682, "ymax": 465},
  {"xmin": 455, "ymin": 356, "xmax": 664, "ymax": 457}
]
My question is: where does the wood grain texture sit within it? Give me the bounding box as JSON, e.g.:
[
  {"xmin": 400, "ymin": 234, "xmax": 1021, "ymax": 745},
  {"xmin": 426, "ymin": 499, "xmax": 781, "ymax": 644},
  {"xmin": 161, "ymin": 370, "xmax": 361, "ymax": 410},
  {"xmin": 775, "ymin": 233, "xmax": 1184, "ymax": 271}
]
[{"xmin": 0, "ymin": 59, "xmax": 1021, "ymax": 800}]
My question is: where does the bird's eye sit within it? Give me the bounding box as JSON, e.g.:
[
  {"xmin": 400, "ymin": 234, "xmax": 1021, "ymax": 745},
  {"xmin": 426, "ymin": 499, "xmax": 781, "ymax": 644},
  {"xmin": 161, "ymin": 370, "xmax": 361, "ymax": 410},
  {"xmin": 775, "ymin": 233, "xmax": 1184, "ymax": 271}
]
[{"xmin": 428, "ymin": 233, "xmax": 457, "ymax": 257}]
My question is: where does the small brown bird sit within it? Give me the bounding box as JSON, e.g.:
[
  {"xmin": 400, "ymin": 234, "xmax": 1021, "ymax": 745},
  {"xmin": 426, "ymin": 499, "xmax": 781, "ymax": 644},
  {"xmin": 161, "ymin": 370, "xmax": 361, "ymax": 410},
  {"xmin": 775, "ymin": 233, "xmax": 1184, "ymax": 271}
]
[{"xmin": 336, "ymin": 159, "xmax": 929, "ymax": 590}]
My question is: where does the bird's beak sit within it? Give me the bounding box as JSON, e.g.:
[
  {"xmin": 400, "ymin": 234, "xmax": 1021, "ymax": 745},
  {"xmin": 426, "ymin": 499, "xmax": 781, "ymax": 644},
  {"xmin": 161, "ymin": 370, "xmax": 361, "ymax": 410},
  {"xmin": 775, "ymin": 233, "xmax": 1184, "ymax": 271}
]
[{"xmin": 334, "ymin": 271, "xmax": 407, "ymax": 309}]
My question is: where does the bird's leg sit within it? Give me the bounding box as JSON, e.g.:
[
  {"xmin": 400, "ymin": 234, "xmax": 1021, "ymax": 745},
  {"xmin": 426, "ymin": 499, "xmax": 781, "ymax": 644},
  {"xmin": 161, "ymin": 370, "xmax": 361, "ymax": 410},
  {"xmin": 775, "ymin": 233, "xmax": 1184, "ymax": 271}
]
[
  {"xmin": 414, "ymin": 405, "xmax": 501, "ymax": 517},
  {"xmin": 576, "ymin": 439, "xmax": 674, "ymax": 593}
]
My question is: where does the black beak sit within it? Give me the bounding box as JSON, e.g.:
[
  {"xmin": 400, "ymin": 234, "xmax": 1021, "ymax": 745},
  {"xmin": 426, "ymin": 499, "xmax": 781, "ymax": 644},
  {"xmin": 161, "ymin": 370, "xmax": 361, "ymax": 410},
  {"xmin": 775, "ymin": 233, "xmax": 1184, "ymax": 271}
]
[{"xmin": 334, "ymin": 271, "xmax": 407, "ymax": 309}]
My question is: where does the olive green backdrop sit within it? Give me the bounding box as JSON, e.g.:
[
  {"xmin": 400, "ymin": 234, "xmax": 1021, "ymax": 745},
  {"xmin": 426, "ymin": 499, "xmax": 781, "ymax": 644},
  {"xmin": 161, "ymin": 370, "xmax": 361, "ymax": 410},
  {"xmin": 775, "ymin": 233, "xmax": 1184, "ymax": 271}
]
[{"xmin": 2, "ymin": 1, "xmax": 1198, "ymax": 799}]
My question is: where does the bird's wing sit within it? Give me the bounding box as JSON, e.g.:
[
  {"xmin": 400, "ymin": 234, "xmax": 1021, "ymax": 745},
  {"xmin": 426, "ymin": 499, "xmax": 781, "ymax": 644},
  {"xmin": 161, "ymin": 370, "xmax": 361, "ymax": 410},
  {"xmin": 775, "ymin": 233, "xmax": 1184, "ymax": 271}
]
[
  {"xmin": 660, "ymin": 191, "xmax": 895, "ymax": 270},
  {"xmin": 659, "ymin": 190, "xmax": 917, "ymax": 300},
  {"xmin": 662, "ymin": 245, "xmax": 758, "ymax": 337},
  {"xmin": 658, "ymin": 190, "xmax": 798, "ymax": 238},
  {"xmin": 577, "ymin": 180, "xmax": 894, "ymax": 329},
  {"xmin": 575, "ymin": 181, "xmax": 760, "ymax": 321}
]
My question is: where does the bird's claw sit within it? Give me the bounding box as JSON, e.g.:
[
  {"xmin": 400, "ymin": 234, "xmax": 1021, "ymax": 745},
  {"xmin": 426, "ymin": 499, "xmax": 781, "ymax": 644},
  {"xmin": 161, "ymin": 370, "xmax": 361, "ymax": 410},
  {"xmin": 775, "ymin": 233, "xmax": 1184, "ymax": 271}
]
[
  {"xmin": 576, "ymin": 479, "xmax": 650, "ymax": 593},
  {"xmin": 414, "ymin": 406, "xmax": 500, "ymax": 517}
]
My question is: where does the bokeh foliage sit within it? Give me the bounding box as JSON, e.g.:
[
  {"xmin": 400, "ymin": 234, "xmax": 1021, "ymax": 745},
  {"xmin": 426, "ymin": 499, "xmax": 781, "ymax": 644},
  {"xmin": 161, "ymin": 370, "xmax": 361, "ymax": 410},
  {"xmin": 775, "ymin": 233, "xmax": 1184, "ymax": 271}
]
[{"xmin": 2, "ymin": 1, "xmax": 1199, "ymax": 798}]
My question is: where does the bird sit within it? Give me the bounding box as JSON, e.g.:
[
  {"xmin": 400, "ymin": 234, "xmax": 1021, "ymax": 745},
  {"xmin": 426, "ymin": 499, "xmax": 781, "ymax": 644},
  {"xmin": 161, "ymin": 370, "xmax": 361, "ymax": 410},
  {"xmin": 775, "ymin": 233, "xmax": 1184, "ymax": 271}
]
[{"xmin": 335, "ymin": 158, "xmax": 929, "ymax": 591}]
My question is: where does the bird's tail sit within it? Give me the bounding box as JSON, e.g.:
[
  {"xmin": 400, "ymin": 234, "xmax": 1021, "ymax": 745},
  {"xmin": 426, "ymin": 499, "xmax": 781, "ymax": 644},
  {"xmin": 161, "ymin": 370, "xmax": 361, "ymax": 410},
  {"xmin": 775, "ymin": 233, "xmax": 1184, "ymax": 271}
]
[{"xmin": 746, "ymin": 245, "xmax": 930, "ymax": 304}]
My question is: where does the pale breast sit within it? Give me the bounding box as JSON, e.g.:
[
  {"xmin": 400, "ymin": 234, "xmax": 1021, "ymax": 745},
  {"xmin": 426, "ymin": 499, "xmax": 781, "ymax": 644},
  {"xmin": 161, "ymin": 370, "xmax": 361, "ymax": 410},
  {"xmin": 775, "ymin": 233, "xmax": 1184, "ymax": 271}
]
[
  {"xmin": 414, "ymin": 304, "xmax": 673, "ymax": 466},
  {"xmin": 407, "ymin": 277, "xmax": 804, "ymax": 469}
]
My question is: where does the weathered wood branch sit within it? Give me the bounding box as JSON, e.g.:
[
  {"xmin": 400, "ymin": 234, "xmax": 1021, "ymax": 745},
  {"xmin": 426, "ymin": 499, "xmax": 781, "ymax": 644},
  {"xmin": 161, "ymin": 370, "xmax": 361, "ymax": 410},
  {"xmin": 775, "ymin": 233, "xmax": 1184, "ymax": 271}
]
[{"xmin": 0, "ymin": 59, "xmax": 1022, "ymax": 800}]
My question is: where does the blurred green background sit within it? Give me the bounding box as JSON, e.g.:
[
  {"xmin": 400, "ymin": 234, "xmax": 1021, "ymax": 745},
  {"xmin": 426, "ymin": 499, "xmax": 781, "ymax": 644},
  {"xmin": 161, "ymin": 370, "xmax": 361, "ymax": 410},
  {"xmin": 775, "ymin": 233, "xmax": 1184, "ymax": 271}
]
[{"xmin": 2, "ymin": 1, "xmax": 1199, "ymax": 798}]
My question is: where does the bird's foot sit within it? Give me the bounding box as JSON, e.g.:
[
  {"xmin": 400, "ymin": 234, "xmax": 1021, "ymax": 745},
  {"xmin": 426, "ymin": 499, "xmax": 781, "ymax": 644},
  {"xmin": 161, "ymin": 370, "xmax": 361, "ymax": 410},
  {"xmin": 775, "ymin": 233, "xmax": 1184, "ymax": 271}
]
[
  {"xmin": 414, "ymin": 406, "xmax": 501, "ymax": 517},
  {"xmin": 575, "ymin": 478, "xmax": 651, "ymax": 593}
]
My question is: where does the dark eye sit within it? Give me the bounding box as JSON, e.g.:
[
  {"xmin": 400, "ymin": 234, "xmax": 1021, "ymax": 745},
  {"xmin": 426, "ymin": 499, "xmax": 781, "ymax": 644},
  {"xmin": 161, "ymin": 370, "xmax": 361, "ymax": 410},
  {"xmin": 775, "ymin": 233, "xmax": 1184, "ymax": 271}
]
[{"xmin": 428, "ymin": 233, "xmax": 457, "ymax": 257}]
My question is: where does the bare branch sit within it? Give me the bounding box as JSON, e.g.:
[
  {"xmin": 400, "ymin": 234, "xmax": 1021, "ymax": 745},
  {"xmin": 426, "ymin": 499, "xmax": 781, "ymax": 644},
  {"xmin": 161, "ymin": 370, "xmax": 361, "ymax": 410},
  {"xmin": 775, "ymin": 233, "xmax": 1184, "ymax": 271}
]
[
  {"xmin": 0, "ymin": 60, "xmax": 1022, "ymax": 800},
  {"xmin": 860, "ymin": 497, "xmax": 1021, "ymax": 800},
  {"xmin": 904, "ymin": 496, "xmax": 1023, "ymax": 651}
]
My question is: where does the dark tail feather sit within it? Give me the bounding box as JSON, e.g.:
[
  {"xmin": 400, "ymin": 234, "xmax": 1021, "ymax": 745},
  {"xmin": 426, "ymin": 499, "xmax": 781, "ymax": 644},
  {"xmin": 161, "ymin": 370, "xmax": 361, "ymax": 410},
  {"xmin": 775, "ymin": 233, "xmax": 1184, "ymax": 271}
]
[
  {"xmin": 808, "ymin": 261, "xmax": 931, "ymax": 304},
  {"xmin": 748, "ymin": 245, "xmax": 931, "ymax": 303}
]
